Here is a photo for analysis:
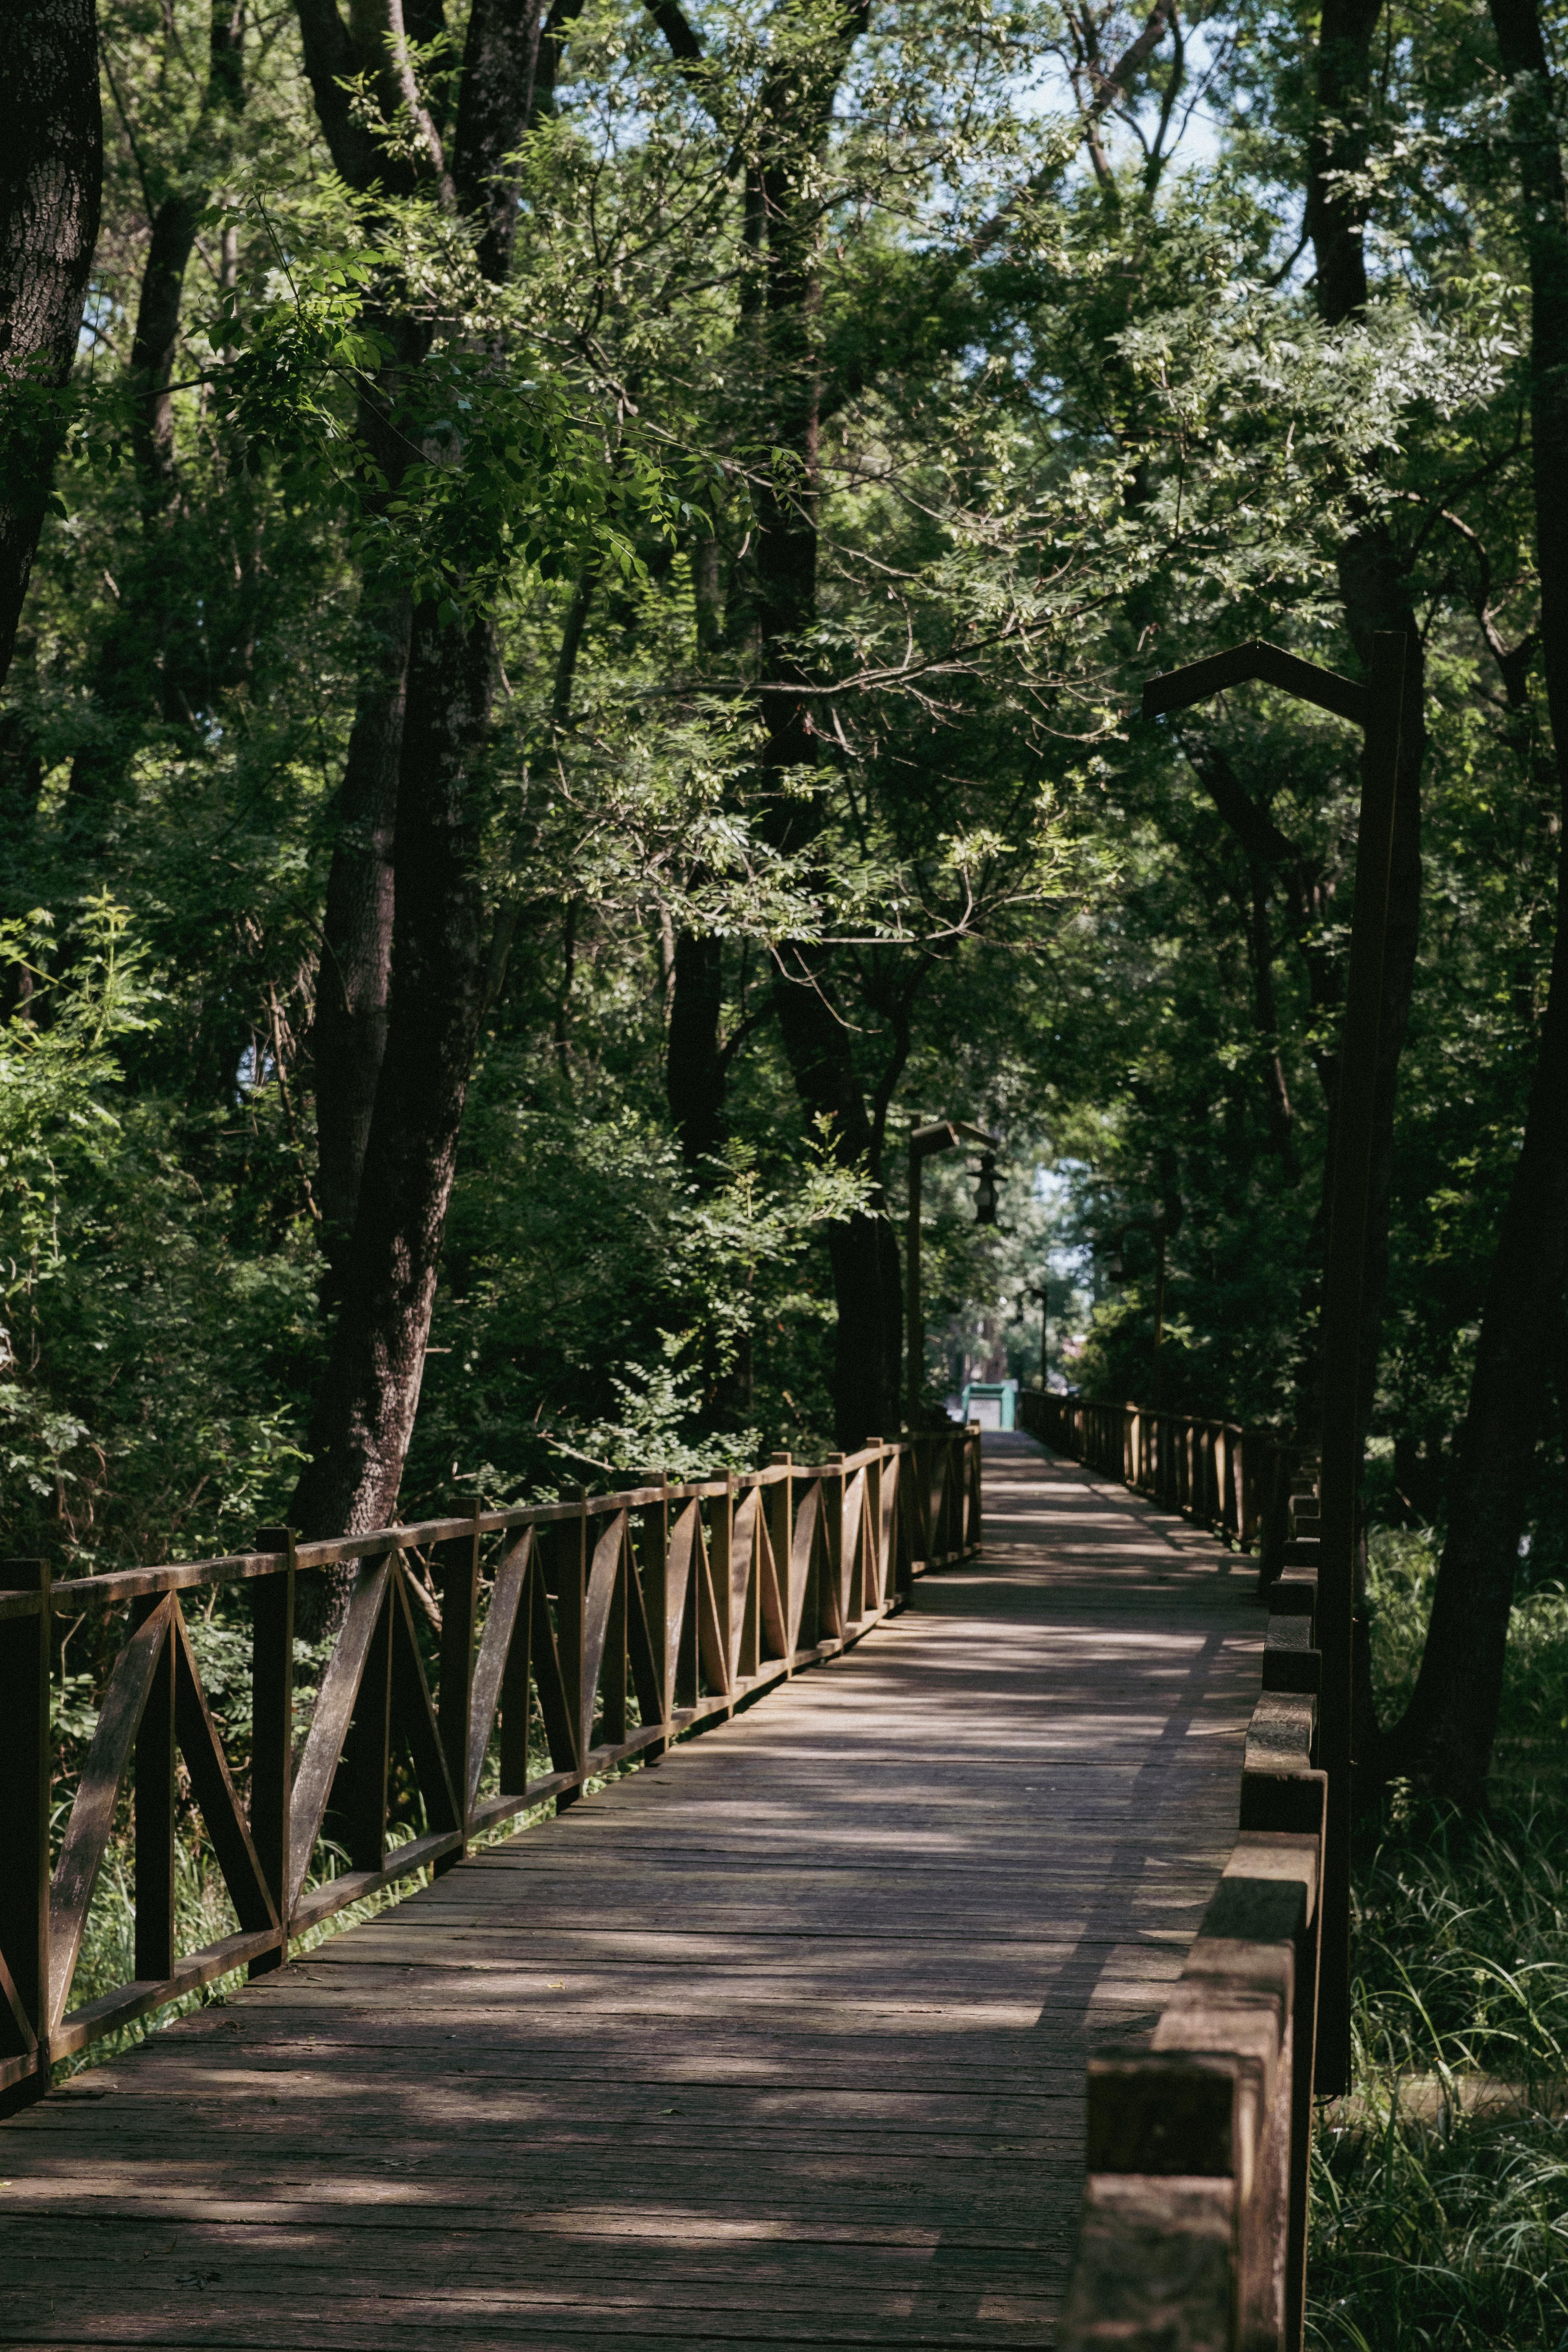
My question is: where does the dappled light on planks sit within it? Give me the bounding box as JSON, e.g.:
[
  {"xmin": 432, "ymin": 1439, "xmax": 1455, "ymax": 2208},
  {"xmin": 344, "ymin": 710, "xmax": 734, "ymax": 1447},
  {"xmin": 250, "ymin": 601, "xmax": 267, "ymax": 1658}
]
[{"xmin": 0, "ymin": 1434, "xmax": 1262, "ymax": 2351}]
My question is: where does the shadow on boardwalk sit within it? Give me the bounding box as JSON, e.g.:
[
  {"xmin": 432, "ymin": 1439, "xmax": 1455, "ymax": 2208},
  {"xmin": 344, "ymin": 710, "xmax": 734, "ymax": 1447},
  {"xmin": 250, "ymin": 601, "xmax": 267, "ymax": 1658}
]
[{"xmin": 0, "ymin": 1433, "xmax": 1262, "ymax": 2351}]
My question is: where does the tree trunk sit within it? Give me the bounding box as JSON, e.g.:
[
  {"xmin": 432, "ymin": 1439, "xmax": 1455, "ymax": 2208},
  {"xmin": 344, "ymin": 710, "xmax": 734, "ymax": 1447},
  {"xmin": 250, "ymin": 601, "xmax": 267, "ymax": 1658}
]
[
  {"xmin": 668, "ymin": 931, "xmax": 727, "ymax": 1171},
  {"xmin": 1380, "ymin": 0, "xmax": 1568, "ymax": 1806},
  {"xmin": 771, "ymin": 951, "xmax": 900, "ymax": 1445},
  {"xmin": 126, "ymin": 0, "xmax": 243, "ymax": 496},
  {"xmin": 0, "ymin": 0, "xmax": 103, "ymax": 699},
  {"xmin": 749, "ymin": 6, "xmax": 897, "ymax": 1445},
  {"xmin": 127, "ymin": 195, "xmax": 204, "ymax": 497},
  {"xmin": 313, "ymin": 590, "xmax": 409, "ymax": 1256},
  {"xmin": 1303, "ymin": 0, "xmax": 1427, "ymax": 1786},
  {"xmin": 289, "ymin": 603, "xmax": 494, "ymax": 1546},
  {"xmin": 287, "ymin": 0, "xmax": 564, "ymax": 1568}
]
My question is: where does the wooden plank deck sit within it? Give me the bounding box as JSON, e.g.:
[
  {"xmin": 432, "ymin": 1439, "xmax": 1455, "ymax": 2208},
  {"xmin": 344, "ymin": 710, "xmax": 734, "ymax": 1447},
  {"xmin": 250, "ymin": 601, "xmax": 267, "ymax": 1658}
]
[{"xmin": 0, "ymin": 1433, "xmax": 1263, "ymax": 2350}]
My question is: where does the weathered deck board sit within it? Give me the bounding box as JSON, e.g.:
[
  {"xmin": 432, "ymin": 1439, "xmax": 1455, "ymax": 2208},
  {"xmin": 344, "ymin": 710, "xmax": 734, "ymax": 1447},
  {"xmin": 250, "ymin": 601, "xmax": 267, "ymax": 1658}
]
[{"xmin": 0, "ymin": 1433, "xmax": 1262, "ymax": 2349}]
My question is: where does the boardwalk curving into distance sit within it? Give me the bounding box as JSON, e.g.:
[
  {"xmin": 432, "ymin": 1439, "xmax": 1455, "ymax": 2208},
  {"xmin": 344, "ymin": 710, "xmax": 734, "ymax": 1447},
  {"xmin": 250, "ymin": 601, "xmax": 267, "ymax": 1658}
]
[{"xmin": 0, "ymin": 1434, "xmax": 1264, "ymax": 2350}]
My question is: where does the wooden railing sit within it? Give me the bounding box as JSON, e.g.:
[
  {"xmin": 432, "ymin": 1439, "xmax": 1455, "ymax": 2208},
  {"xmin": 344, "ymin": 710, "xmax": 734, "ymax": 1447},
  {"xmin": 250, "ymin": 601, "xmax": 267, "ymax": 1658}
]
[
  {"xmin": 0, "ymin": 1428, "xmax": 982, "ymax": 2115},
  {"xmin": 1017, "ymin": 1390, "xmax": 1308, "ymax": 1582},
  {"xmin": 1021, "ymin": 1395, "xmax": 1325, "ymax": 2352},
  {"xmin": 1062, "ymin": 1493, "xmax": 1323, "ymax": 2351}
]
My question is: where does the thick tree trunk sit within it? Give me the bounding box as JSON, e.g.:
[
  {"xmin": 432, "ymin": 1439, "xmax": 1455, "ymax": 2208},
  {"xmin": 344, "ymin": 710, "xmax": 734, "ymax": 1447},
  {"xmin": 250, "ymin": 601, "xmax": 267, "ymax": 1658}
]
[
  {"xmin": 127, "ymin": 196, "xmax": 204, "ymax": 497},
  {"xmin": 292, "ymin": 0, "xmax": 435, "ymax": 1243},
  {"xmin": 1302, "ymin": 0, "xmax": 1427, "ymax": 1793},
  {"xmin": 1381, "ymin": 0, "xmax": 1568, "ymax": 1806},
  {"xmin": 772, "ymin": 953, "xmax": 901, "ymax": 1446},
  {"xmin": 313, "ymin": 590, "xmax": 409, "ymax": 1254},
  {"xmin": 0, "ymin": 0, "xmax": 103, "ymax": 700},
  {"xmin": 1389, "ymin": 926, "xmax": 1568, "ymax": 1804},
  {"xmin": 750, "ymin": 6, "xmax": 898, "ymax": 1445},
  {"xmin": 308, "ymin": 303, "xmax": 434, "ymax": 1243},
  {"xmin": 298, "ymin": 0, "xmax": 573, "ymax": 1264},
  {"xmin": 288, "ymin": 0, "xmax": 563, "ymax": 1566},
  {"xmin": 667, "ymin": 931, "xmax": 727, "ymax": 1171},
  {"xmin": 289, "ymin": 604, "xmax": 494, "ymax": 1547}
]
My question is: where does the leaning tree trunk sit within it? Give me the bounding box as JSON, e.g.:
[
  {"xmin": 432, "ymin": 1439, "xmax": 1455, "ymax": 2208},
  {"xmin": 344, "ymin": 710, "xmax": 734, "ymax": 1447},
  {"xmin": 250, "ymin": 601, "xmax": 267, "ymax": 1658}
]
[
  {"xmin": 298, "ymin": 0, "xmax": 583, "ymax": 1271},
  {"xmin": 0, "ymin": 0, "xmax": 103, "ymax": 698},
  {"xmin": 290, "ymin": 604, "xmax": 495, "ymax": 1541},
  {"xmin": 668, "ymin": 931, "xmax": 728, "ymax": 1172},
  {"xmin": 286, "ymin": 0, "xmax": 574, "ymax": 1573},
  {"xmin": 1380, "ymin": 0, "xmax": 1568, "ymax": 1808}
]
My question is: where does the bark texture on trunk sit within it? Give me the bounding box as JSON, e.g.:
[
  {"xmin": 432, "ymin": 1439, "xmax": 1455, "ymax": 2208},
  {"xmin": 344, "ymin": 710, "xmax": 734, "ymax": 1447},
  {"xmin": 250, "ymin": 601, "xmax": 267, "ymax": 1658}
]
[
  {"xmin": 314, "ymin": 590, "xmax": 410, "ymax": 1253},
  {"xmin": 772, "ymin": 954, "xmax": 901, "ymax": 1446},
  {"xmin": 455, "ymin": 0, "xmax": 583, "ymax": 277},
  {"xmin": 667, "ymin": 931, "xmax": 727, "ymax": 1171},
  {"xmin": 289, "ymin": 0, "xmax": 565, "ymax": 1561},
  {"xmin": 0, "ymin": 0, "xmax": 103, "ymax": 698},
  {"xmin": 1382, "ymin": 0, "xmax": 1568, "ymax": 1806},
  {"xmin": 293, "ymin": 0, "xmax": 443, "ymax": 1248},
  {"xmin": 126, "ymin": 1, "xmax": 244, "ymax": 497},
  {"xmin": 746, "ymin": 1, "xmax": 898, "ymax": 1445},
  {"xmin": 1303, "ymin": 0, "xmax": 1427, "ymax": 1780},
  {"xmin": 291, "ymin": 603, "xmax": 494, "ymax": 1541}
]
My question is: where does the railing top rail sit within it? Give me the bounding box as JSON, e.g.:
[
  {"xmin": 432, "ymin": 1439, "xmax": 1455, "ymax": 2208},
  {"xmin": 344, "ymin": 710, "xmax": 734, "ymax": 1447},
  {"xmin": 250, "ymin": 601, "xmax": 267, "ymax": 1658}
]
[
  {"xmin": 1041, "ymin": 1392, "xmax": 1317, "ymax": 1447},
  {"xmin": 13, "ymin": 1430, "xmax": 980, "ymax": 1613}
]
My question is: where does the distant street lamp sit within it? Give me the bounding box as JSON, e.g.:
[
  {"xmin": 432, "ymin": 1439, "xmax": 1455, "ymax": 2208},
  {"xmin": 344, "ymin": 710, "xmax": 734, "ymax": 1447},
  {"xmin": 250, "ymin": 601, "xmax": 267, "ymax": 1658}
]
[
  {"xmin": 973, "ymin": 1152, "xmax": 1001, "ymax": 1225},
  {"xmin": 906, "ymin": 1116, "xmax": 1001, "ymax": 1424}
]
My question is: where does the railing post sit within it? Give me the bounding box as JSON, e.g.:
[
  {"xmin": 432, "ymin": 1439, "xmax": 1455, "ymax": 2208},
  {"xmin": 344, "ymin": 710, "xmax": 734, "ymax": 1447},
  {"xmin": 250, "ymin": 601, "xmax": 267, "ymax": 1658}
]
[
  {"xmin": 968, "ymin": 1424, "xmax": 983, "ymax": 1552},
  {"xmin": 499, "ymin": 1532, "xmax": 536, "ymax": 1788},
  {"xmin": 768, "ymin": 1452, "xmax": 796, "ymax": 1652},
  {"xmin": 0, "ymin": 1557, "xmax": 51, "ymax": 2113},
  {"xmin": 893, "ymin": 1446, "xmax": 916, "ymax": 1601},
  {"xmin": 715, "ymin": 1470, "xmax": 740, "ymax": 1675},
  {"xmin": 249, "ymin": 1529, "xmax": 294, "ymax": 1971},
  {"xmin": 555, "ymin": 1494, "xmax": 588, "ymax": 1807},
  {"xmin": 132, "ymin": 1596, "xmax": 178, "ymax": 1984},
  {"xmin": 435, "ymin": 1505, "xmax": 481, "ymax": 1872},
  {"xmin": 343, "ymin": 1575, "xmax": 393, "ymax": 1870}
]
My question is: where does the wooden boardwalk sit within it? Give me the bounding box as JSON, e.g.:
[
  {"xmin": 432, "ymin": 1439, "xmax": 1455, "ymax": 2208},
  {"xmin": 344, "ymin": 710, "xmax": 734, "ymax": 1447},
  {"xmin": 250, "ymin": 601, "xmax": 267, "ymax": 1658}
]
[{"xmin": 0, "ymin": 1434, "xmax": 1263, "ymax": 2351}]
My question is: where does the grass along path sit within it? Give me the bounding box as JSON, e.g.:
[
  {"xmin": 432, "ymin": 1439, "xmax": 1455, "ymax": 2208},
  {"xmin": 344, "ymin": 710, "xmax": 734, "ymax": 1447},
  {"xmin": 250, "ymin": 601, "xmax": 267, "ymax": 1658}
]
[{"xmin": 1307, "ymin": 1539, "xmax": 1568, "ymax": 2350}]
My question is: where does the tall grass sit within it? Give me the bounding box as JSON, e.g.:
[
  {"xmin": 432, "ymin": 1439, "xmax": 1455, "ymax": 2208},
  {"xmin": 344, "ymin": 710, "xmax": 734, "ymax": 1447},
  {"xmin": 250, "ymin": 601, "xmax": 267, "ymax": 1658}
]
[{"xmin": 1307, "ymin": 1532, "xmax": 1568, "ymax": 2351}]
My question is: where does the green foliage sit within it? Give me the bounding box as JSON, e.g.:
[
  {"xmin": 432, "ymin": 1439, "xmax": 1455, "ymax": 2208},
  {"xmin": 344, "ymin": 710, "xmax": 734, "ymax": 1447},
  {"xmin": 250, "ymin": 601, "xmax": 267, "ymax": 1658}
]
[
  {"xmin": 2, "ymin": 0, "xmax": 1563, "ymax": 1586},
  {"xmin": 0, "ymin": 900, "xmax": 318, "ymax": 1567},
  {"xmin": 219, "ymin": 219, "xmax": 672, "ymax": 611},
  {"xmin": 1308, "ymin": 1540, "xmax": 1568, "ymax": 2349}
]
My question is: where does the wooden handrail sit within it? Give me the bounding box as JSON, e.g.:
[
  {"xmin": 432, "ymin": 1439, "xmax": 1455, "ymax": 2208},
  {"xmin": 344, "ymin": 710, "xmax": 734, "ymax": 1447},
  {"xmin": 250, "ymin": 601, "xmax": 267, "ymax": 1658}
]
[
  {"xmin": 1015, "ymin": 1390, "xmax": 1311, "ymax": 1571},
  {"xmin": 0, "ymin": 1429, "xmax": 983, "ymax": 2114},
  {"xmin": 1021, "ymin": 1395, "xmax": 1324, "ymax": 2351}
]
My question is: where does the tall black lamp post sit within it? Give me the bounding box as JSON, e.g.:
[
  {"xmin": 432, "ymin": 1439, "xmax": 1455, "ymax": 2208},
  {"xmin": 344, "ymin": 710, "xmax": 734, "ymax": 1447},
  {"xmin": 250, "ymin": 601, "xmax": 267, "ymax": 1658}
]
[{"xmin": 906, "ymin": 1118, "xmax": 1001, "ymax": 1423}]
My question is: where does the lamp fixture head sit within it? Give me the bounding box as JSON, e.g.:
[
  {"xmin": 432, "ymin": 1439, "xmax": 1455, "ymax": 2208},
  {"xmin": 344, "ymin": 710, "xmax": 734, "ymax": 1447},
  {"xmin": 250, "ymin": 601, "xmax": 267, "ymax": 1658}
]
[{"xmin": 973, "ymin": 1152, "xmax": 1000, "ymax": 1226}]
